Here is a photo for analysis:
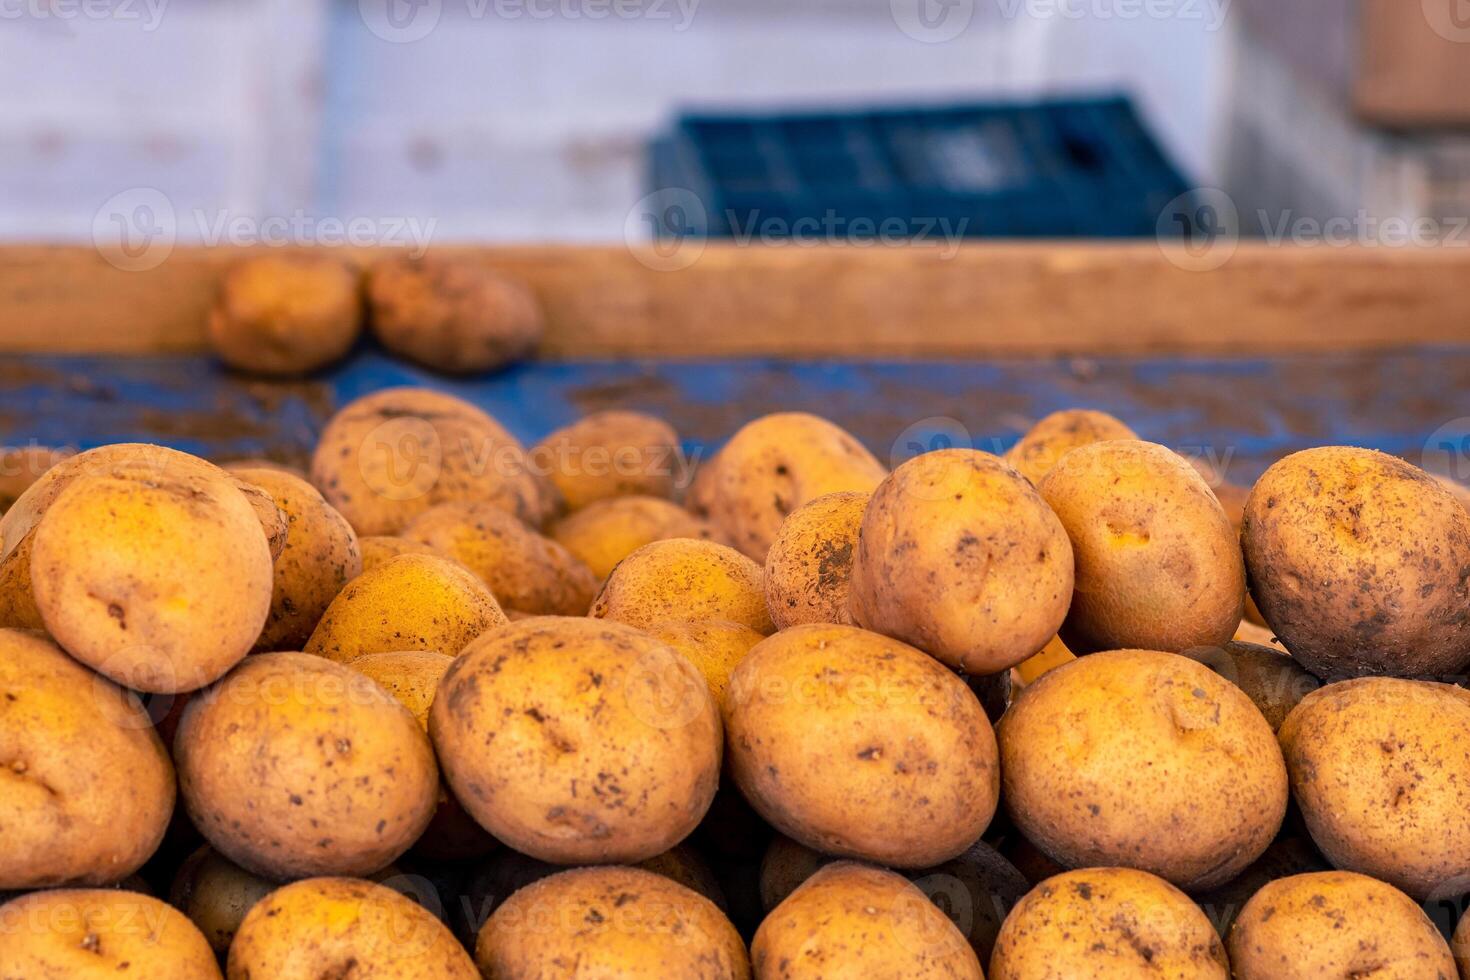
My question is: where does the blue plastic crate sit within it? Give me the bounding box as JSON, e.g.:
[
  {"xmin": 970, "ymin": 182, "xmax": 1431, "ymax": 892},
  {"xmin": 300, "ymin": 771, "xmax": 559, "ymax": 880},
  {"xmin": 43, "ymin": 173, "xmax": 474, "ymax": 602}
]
[{"xmin": 649, "ymin": 96, "xmax": 1192, "ymax": 240}]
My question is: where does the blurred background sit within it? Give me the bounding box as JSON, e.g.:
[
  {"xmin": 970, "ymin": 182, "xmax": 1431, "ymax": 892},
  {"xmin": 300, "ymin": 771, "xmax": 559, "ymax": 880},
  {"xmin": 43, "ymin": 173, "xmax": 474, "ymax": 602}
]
[{"xmin": 1, "ymin": 0, "xmax": 1467, "ymax": 244}]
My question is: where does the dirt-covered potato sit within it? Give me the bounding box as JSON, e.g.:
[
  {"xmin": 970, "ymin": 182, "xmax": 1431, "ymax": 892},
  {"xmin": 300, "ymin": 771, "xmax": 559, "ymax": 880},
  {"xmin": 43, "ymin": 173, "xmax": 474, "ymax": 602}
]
[
  {"xmin": 998, "ymin": 649, "xmax": 1287, "ymax": 890},
  {"xmin": 1179, "ymin": 640, "xmax": 1321, "ymax": 731},
  {"xmin": 990, "ymin": 868, "xmax": 1228, "ymax": 979},
  {"xmin": 1278, "ymin": 677, "xmax": 1470, "ymax": 900},
  {"xmin": 310, "ymin": 387, "xmax": 547, "ymax": 536},
  {"xmin": 753, "ymin": 862, "xmax": 982, "ymax": 979},
  {"xmin": 0, "ymin": 629, "xmax": 174, "ymax": 889},
  {"xmin": 169, "ymin": 845, "xmax": 277, "ymax": 955},
  {"xmin": 1004, "ymin": 408, "xmax": 1138, "ymax": 486},
  {"xmin": 702, "ymin": 412, "xmax": 886, "ymax": 561},
  {"xmin": 477, "ymin": 866, "xmax": 748, "ymax": 979},
  {"xmin": 1038, "ymin": 440, "xmax": 1246, "ymax": 654},
  {"xmin": 1455, "ymin": 907, "xmax": 1470, "ymax": 979},
  {"xmin": 176, "ymin": 652, "xmax": 439, "ymax": 879},
  {"xmin": 304, "ymin": 553, "xmax": 507, "ymax": 662},
  {"xmin": 403, "ymin": 500, "xmax": 597, "ymax": 616},
  {"xmin": 726, "ymin": 624, "xmax": 998, "ymax": 868},
  {"xmin": 764, "ymin": 490, "xmax": 866, "ymax": 631},
  {"xmin": 1243, "ymin": 447, "xmax": 1470, "ymax": 679},
  {"xmin": 228, "ymin": 876, "xmax": 478, "ymax": 980},
  {"xmin": 1188, "ymin": 833, "xmax": 1331, "ymax": 938},
  {"xmin": 227, "ymin": 466, "xmax": 362, "ymax": 651},
  {"xmin": 432, "ymin": 616, "xmax": 721, "ymax": 864},
  {"xmin": 533, "ymin": 410, "xmax": 683, "ymax": 512},
  {"xmin": 646, "ymin": 618, "xmax": 764, "ymax": 708},
  {"xmin": 591, "ymin": 537, "xmax": 774, "ymax": 634},
  {"xmin": 358, "ymin": 534, "xmax": 450, "ymax": 571},
  {"xmin": 366, "ymin": 254, "xmax": 543, "ymax": 374},
  {"xmin": 1229, "ymin": 871, "xmax": 1454, "ymax": 979},
  {"xmin": 0, "ymin": 888, "xmax": 221, "ymax": 979},
  {"xmin": 207, "ymin": 253, "xmax": 362, "ymax": 376},
  {"xmin": 848, "ymin": 448, "xmax": 1073, "ymax": 676},
  {"xmin": 26, "ymin": 448, "xmax": 274, "ymax": 693},
  {"xmin": 549, "ymin": 495, "xmax": 724, "ymax": 581}
]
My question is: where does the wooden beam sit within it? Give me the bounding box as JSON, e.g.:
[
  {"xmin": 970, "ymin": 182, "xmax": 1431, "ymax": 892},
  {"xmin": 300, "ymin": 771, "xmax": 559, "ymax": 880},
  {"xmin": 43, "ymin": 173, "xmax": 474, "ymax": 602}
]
[{"xmin": 1, "ymin": 242, "xmax": 1468, "ymax": 357}]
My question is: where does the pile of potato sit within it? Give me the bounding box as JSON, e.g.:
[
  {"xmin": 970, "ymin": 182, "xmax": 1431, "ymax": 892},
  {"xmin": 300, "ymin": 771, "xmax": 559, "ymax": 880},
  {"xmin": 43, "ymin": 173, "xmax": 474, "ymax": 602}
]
[{"xmin": 4, "ymin": 391, "xmax": 1470, "ymax": 980}]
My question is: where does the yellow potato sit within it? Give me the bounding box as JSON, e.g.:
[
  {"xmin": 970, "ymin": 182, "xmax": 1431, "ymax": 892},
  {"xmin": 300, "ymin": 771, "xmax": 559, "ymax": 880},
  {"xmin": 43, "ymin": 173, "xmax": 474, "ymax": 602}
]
[
  {"xmin": 645, "ymin": 617, "xmax": 764, "ymax": 708},
  {"xmin": 477, "ymin": 866, "xmax": 748, "ymax": 979},
  {"xmin": 1455, "ymin": 906, "xmax": 1470, "ymax": 979},
  {"xmin": 304, "ymin": 553, "xmax": 507, "ymax": 662},
  {"xmin": 997, "ymin": 649, "xmax": 1287, "ymax": 890},
  {"xmin": 0, "ymin": 889, "xmax": 221, "ymax": 979},
  {"xmin": 1004, "ymin": 408, "xmax": 1138, "ymax": 486},
  {"xmin": 175, "ymin": 652, "xmax": 439, "ymax": 879},
  {"xmin": 1038, "ymin": 440, "xmax": 1246, "ymax": 654},
  {"xmin": 431, "ymin": 616, "xmax": 721, "ymax": 864},
  {"xmin": 532, "ymin": 410, "xmax": 683, "ymax": 511},
  {"xmin": 357, "ymin": 534, "xmax": 450, "ymax": 571},
  {"xmin": 207, "ymin": 253, "xmax": 363, "ymax": 376},
  {"xmin": 0, "ymin": 629, "xmax": 174, "ymax": 889},
  {"xmin": 848, "ymin": 448, "xmax": 1073, "ymax": 675},
  {"xmin": 725, "ymin": 624, "xmax": 998, "ymax": 868},
  {"xmin": 763, "ymin": 490, "xmax": 866, "ymax": 630},
  {"xmin": 1013, "ymin": 634, "xmax": 1074, "ymax": 686},
  {"xmin": 591, "ymin": 537, "xmax": 774, "ymax": 634},
  {"xmin": 989, "ymin": 868, "xmax": 1228, "ymax": 979},
  {"xmin": 550, "ymin": 495, "xmax": 724, "ymax": 581},
  {"xmin": 403, "ymin": 500, "xmax": 597, "ymax": 616},
  {"xmin": 1178, "ymin": 639, "xmax": 1320, "ymax": 730},
  {"xmin": 169, "ymin": 845, "xmax": 277, "ymax": 955},
  {"xmin": 228, "ymin": 876, "xmax": 478, "ymax": 980}
]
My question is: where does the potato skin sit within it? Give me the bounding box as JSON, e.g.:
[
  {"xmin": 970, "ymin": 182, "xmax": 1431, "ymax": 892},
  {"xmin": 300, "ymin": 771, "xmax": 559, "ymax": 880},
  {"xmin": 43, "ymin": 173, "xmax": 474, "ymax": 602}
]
[
  {"xmin": 703, "ymin": 412, "xmax": 886, "ymax": 561},
  {"xmin": 357, "ymin": 534, "xmax": 449, "ymax": 571},
  {"xmin": 550, "ymin": 495, "xmax": 724, "ymax": 581},
  {"xmin": 998, "ymin": 649, "xmax": 1287, "ymax": 890},
  {"xmin": 1004, "ymin": 408, "xmax": 1138, "ymax": 486},
  {"xmin": 533, "ymin": 410, "xmax": 683, "ymax": 512},
  {"xmin": 725, "ymin": 624, "xmax": 998, "ymax": 868},
  {"xmin": 304, "ymin": 553, "xmax": 507, "ymax": 662},
  {"xmin": 1038, "ymin": 440, "xmax": 1245, "ymax": 655},
  {"xmin": 752, "ymin": 862, "xmax": 982, "ymax": 979},
  {"xmin": 1455, "ymin": 907, "xmax": 1470, "ymax": 979},
  {"xmin": 310, "ymin": 387, "xmax": 547, "ymax": 536},
  {"xmin": 0, "ymin": 888, "xmax": 221, "ymax": 979},
  {"xmin": 1243, "ymin": 447, "xmax": 1470, "ymax": 679},
  {"xmin": 990, "ymin": 868, "xmax": 1228, "ymax": 980},
  {"xmin": 0, "ymin": 629, "xmax": 174, "ymax": 889},
  {"xmin": 1179, "ymin": 640, "xmax": 1321, "ymax": 731},
  {"xmin": 764, "ymin": 490, "xmax": 866, "ymax": 630},
  {"xmin": 477, "ymin": 866, "xmax": 748, "ymax": 979},
  {"xmin": 431, "ymin": 617, "xmax": 722, "ymax": 864},
  {"xmin": 228, "ymin": 876, "xmax": 478, "ymax": 980},
  {"xmin": 1278, "ymin": 677, "xmax": 1470, "ymax": 900},
  {"xmin": 169, "ymin": 845, "xmax": 277, "ymax": 955},
  {"xmin": 591, "ymin": 537, "xmax": 774, "ymax": 634},
  {"xmin": 175, "ymin": 652, "xmax": 439, "ymax": 880},
  {"xmin": 848, "ymin": 449, "xmax": 1074, "ymax": 675},
  {"xmin": 646, "ymin": 618, "xmax": 764, "ymax": 708},
  {"xmin": 403, "ymin": 500, "xmax": 597, "ymax": 616},
  {"xmin": 207, "ymin": 253, "xmax": 362, "ymax": 376}
]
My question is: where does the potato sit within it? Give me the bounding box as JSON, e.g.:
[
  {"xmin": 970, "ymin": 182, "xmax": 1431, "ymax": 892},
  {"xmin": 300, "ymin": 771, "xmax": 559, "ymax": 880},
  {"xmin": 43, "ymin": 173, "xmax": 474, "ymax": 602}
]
[
  {"xmin": 989, "ymin": 868, "xmax": 1228, "ymax": 979},
  {"xmin": 753, "ymin": 862, "xmax": 982, "ymax": 979},
  {"xmin": 997, "ymin": 649, "xmax": 1287, "ymax": 890},
  {"xmin": 403, "ymin": 500, "xmax": 597, "ymax": 616},
  {"xmin": 228, "ymin": 467, "xmax": 362, "ymax": 651},
  {"xmin": 591, "ymin": 537, "xmax": 774, "ymax": 634},
  {"xmin": 533, "ymin": 410, "xmax": 683, "ymax": 512},
  {"xmin": 702, "ymin": 412, "xmax": 886, "ymax": 561},
  {"xmin": 310, "ymin": 387, "xmax": 547, "ymax": 536},
  {"xmin": 1434, "ymin": 472, "xmax": 1470, "ymax": 514},
  {"xmin": 1456, "ymin": 907, "xmax": 1470, "ymax": 979},
  {"xmin": 27, "ymin": 450, "xmax": 273, "ymax": 693},
  {"xmin": 228, "ymin": 876, "xmax": 478, "ymax": 980},
  {"xmin": 169, "ymin": 845, "xmax": 277, "ymax": 955},
  {"xmin": 358, "ymin": 534, "xmax": 449, "ymax": 571},
  {"xmin": 0, "ymin": 888, "xmax": 221, "ymax": 979},
  {"xmin": 1038, "ymin": 440, "xmax": 1246, "ymax": 654},
  {"xmin": 207, "ymin": 253, "xmax": 362, "ymax": 376},
  {"xmin": 431, "ymin": 616, "xmax": 721, "ymax": 864},
  {"xmin": 725, "ymin": 624, "xmax": 998, "ymax": 868},
  {"xmin": 1179, "ymin": 640, "xmax": 1320, "ymax": 730},
  {"xmin": 1003, "ymin": 408, "xmax": 1138, "ymax": 486},
  {"xmin": 366, "ymin": 254, "xmax": 543, "ymax": 374},
  {"xmin": 1232, "ymin": 618, "xmax": 1286, "ymax": 651},
  {"xmin": 1013, "ymin": 634, "xmax": 1074, "ymax": 686},
  {"xmin": 764, "ymin": 490, "xmax": 866, "ymax": 630},
  {"xmin": 304, "ymin": 553, "xmax": 507, "ymax": 662},
  {"xmin": 477, "ymin": 866, "xmax": 748, "ymax": 979},
  {"xmin": 1228, "ymin": 871, "xmax": 1454, "ymax": 979},
  {"xmin": 0, "ymin": 629, "xmax": 174, "ymax": 889},
  {"xmin": 758, "ymin": 834, "xmax": 833, "ymax": 912},
  {"xmin": 646, "ymin": 618, "xmax": 764, "ymax": 708},
  {"xmin": 848, "ymin": 448, "xmax": 1073, "ymax": 675},
  {"xmin": 1243, "ymin": 446, "xmax": 1470, "ymax": 678},
  {"xmin": 175, "ymin": 652, "xmax": 439, "ymax": 879},
  {"xmin": 550, "ymin": 495, "xmax": 723, "ymax": 580},
  {"xmin": 0, "ymin": 445, "xmax": 69, "ymax": 510},
  {"xmin": 1278, "ymin": 677, "xmax": 1470, "ymax": 900},
  {"xmin": 1188, "ymin": 833, "xmax": 1331, "ymax": 938}
]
